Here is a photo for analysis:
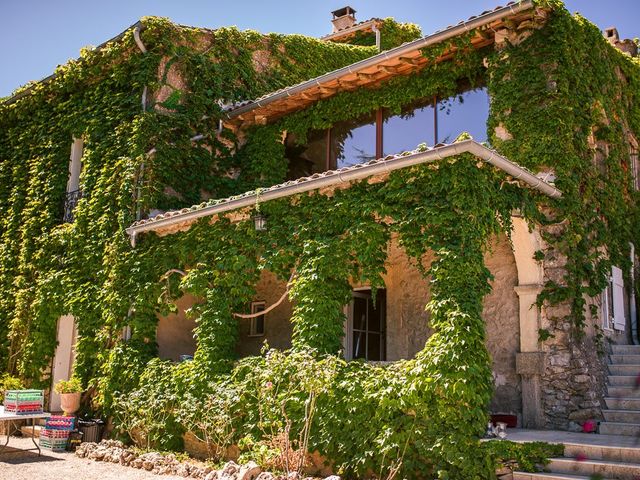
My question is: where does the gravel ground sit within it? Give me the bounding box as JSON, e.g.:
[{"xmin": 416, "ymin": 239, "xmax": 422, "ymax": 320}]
[{"xmin": 0, "ymin": 437, "xmax": 185, "ymax": 480}]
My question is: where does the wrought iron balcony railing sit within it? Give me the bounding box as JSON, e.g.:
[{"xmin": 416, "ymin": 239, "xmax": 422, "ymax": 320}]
[{"xmin": 62, "ymin": 189, "xmax": 83, "ymax": 223}]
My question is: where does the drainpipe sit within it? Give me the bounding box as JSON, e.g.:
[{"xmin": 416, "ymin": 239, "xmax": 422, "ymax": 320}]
[
  {"xmin": 133, "ymin": 25, "xmax": 148, "ymax": 225},
  {"xmin": 372, "ymin": 24, "xmax": 381, "ymax": 52},
  {"xmin": 631, "ymin": 243, "xmax": 638, "ymax": 344}
]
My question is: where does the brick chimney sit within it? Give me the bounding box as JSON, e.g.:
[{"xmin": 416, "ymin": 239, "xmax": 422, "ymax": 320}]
[
  {"xmin": 604, "ymin": 26, "xmax": 638, "ymax": 57},
  {"xmin": 331, "ymin": 6, "xmax": 357, "ymax": 33}
]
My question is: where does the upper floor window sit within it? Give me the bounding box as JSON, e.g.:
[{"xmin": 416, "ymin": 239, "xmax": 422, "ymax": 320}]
[
  {"xmin": 285, "ymin": 86, "xmax": 490, "ymax": 179},
  {"xmin": 631, "ymin": 147, "xmax": 639, "ymax": 191},
  {"xmin": 63, "ymin": 138, "xmax": 84, "ymax": 223}
]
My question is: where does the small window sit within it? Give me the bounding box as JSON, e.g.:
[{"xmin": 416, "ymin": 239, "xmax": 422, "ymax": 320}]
[
  {"xmin": 631, "ymin": 148, "xmax": 639, "ymax": 191},
  {"xmin": 249, "ymin": 301, "xmax": 266, "ymax": 336},
  {"xmin": 346, "ymin": 289, "xmax": 386, "ymax": 361}
]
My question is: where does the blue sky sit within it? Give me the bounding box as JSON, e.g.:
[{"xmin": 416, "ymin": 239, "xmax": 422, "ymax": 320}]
[{"xmin": 2, "ymin": 0, "xmax": 639, "ymax": 98}]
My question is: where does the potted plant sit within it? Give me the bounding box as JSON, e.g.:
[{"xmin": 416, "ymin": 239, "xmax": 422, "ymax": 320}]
[{"xmin": 54, "ymin": 378, "xmax": 83, "ymax": 415}]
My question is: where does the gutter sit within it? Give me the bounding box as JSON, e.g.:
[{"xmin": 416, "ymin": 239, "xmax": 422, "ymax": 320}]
[
  {"xmin": 224, "ymin": 0, "xmax": 534, "ymax": 120},
  {"xmin": 631, "ymin": 243, "xmax": 638, "ymax": 345},
  {"xmin": 126, "ymin": 139, "xmax": 561, "ymax": 243}
]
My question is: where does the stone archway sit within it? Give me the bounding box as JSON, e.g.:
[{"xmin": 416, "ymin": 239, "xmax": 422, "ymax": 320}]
[{"xmin": 510, "ymin": 216, "xmax": 546, "ymax": 428}]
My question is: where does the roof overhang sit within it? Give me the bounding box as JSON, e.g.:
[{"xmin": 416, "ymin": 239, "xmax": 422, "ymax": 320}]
[
  {"xmin": 126, "ymin": 139, "xmax": 562, "ymax": 243},
  {"xmin": 223, "ymin": 0, "xmax": 540, "ymax": 129}
]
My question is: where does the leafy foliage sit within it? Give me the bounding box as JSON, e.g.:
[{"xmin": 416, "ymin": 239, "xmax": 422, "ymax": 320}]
[{"xmin": 0, "ymin": 2, "xmax": 638, "ymax": 479}]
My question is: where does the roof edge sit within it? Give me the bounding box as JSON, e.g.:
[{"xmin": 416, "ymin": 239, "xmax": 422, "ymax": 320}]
[
  {"xmin": 224, "ymin": 0, "xmax": 535, "ymax": 120},
  {"xmin": 126, "ymin": 139, "xmax": 561, "ymax": 241}
]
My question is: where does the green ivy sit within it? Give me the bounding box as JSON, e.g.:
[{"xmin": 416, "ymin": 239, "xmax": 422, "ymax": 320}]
[{"xmin": 0, "ymin": 2, "xmax": 639, "ymax": 478}]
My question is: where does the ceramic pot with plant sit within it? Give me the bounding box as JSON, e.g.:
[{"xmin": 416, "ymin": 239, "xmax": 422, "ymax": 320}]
[{"xmin": 54, "ymin": 378, "xmax": 82, "ymax": 415}]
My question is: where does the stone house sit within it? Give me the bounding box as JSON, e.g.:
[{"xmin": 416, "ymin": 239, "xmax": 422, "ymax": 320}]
[
  {"xmin": 126, "ymin": 2, "xmax": 639, "ymax": 433},
  {"xmin": 1, "ymin": 0, "xmax": 639, "ymax": 439}
]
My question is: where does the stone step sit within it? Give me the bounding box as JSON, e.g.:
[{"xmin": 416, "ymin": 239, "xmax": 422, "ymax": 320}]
[
  {"xmin": 612, "ymin": 344, "xmax": 640, "ymax": 354},
  {"xmin": 599, "ymin": 421, "xmax": 640, "ymax": 436},
  {"xmin": 609, "ymin": 354, "xmax": 640, "ymax": 365},
  {"xmin": 513, "ymin": 472, "xmax": 593, "ymax": 480},
  {"xmin": 609, "ymin": 364, "xmax": 640, "ymax": 376},
  {"xmin": 605, "ymin": 397, "xmax": 640, "ymax": 410},
  {"xmin": 603, "ymin": 409, "xmax": 640, "ymax": 423},
  {"xmin": 607, "ymin": 386, "xmax": 640, "ymax": 398},
  {"xmin": 564, "ymin": 441, "xmax": 640, "ymax": 463},
  {"xmin": 608, "ymin": 375, "xmax": 639, "ymax": 386},
  {"xmin": 549, "ymin": 457, "xmax": 640, "ymax": 479}
]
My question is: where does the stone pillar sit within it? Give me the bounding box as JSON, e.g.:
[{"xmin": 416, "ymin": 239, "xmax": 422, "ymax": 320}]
[{"xmin": 515, "ymin": 284, "xmax": 545, "ymax": 429}]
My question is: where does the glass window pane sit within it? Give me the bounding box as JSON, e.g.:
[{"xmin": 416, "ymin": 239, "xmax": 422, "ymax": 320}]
[
  {"xmin": 330, "ymin": 112, "xmax": 377, "ymax": 169},
  {"xmin": 368, "ymin": 299, "xmax": 381, "ymax": 332},
  {"xmin": 437, "ymin": 87, "xmax": 489, "ymax": 144},
  {"xmin": 285, "ymin": 130, "xmax": 327, "ymax": 179},
  {"xmin": 353, "ymin": 296, "xmax": 367, "ymax": 330},
  {"xmin": 353, "ymin": 331, "xmax": 366, "ymax": 359},
  {"xmin": 367, "ymin": 332, "xmax": 382, "ymax": 361},
  {"xmin": 383, "ymin": 98, "xmax": 435, "ymax": 155}
]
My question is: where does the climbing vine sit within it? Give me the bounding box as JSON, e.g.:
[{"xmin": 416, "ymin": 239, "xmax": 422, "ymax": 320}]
[{"xmin": 0, "ymin": 1, "xmax": 638, "ymax": 478}]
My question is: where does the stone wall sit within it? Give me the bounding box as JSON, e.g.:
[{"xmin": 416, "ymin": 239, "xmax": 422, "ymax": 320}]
[
  {"xmin": 537, "ymin": 220, "xmax": 633, "ymax": 430},
  {"xmin": 157, "ymin": 293, "xmax": 198, "ymax": 361},
  {"xmin": 237, "ymin": 271, "xmax": 293, "ymax": 357},
  {"xmin": 484, "ymin": 235, "xmax": 522, "ymax": 418},
  {"xmin": 381, "ymin": 238, "xmax": 432, "ymax": 361},
  {"xmin": 156, "ymin": 235, "xmax": 522, "ymax": 417}
]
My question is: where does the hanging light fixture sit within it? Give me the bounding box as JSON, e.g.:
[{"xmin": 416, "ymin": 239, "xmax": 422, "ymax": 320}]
[{"xmin": 253, "ymin": 188, "xmax": 267, "ymax": 231}]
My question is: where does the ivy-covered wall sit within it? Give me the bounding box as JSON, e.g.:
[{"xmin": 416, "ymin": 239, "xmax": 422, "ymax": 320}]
[
  {"xmin": 0, "ymin": 1, "xmax": 639, "ymax": 477},
  {"xmin": 0, "ymin": 17, "xmax": 378, "ymax": 378}
]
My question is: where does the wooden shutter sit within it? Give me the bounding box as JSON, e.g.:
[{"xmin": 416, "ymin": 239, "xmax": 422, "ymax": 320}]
[{"xmin": 612, "ymin": 266, "xmax": 626, "ymax": 331}]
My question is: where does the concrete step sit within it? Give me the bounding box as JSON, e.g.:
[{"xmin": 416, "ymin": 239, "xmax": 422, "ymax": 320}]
[
  {"xmin": 608, "ymin": 375, "xmax": 639, "ymax": 386},
  {"xmin": 603, "ymin": 409, "xmax": 640, "ymax": 423},
  {"xmin": 513, "ymin": 472, "xmax": 593, "ymax": 480},
  {"xmin": 612, "ymin": 344, "xmax": 640, "ymax": 354},
  {"xmin": 599, "ymin": 421, "xmax": 640, "ymax": 436},
  {"xmin": 609, "ymin": 364, "xmax": 640, "ymax": 376},
  {"xmin": 607, "ymin": 386, "xmax": 640, "ymax": 398},
  {"xmin": 609, "ymin": 354, "xmax": 640, "ymax": 365},
  {"xmin": 564, "ymin": 441, "xmax": 640, "ymax": 463},
  {"xmin": 605, "ymin": 397, "xmax": 640, "ymax": 410},
  {"xmin": 549, "ymin": 456, "xmax": 640, "ymax": 479}
]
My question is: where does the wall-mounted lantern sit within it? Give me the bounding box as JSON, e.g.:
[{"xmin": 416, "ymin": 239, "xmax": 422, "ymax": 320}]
[{"xmin": 253, "ymin": 213, "xmax": 267, "ymax": 231}]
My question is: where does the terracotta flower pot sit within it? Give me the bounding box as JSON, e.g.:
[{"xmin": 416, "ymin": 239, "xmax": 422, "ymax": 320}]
[{"xmin": 60, "ymin": 392, "xmax": 81, "ymax": 415}]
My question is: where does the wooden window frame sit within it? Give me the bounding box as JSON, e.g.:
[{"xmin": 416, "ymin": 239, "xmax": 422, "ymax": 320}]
[{"xmin": 344, "ymin": 288, "xmax": 386, "ymax": 361}]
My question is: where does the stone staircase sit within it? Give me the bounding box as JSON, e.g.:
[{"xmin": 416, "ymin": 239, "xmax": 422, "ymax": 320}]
[
  {"xmin": 513, "ymin": 439, "xmax": 640, "ymax": 479},
  {"xmin": 513, "ymin": 344, "xmax": 640, "ymax": 479},
  {"xmin": 602, "ymin": 344, "xmax": 640, "ymax": 437}
]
